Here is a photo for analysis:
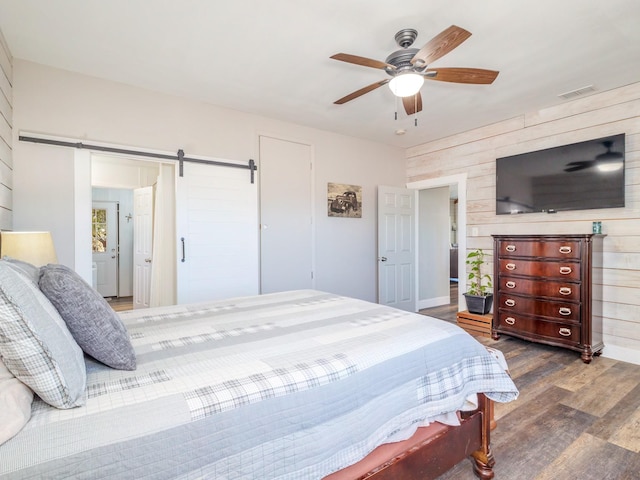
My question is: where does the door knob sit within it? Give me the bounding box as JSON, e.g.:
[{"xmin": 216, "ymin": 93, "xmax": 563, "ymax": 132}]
[
  {"xmin": 379, "ymin": 256, "xmax": 388, "ymax": 262},
  {"xmin": 145, "ymin": 258, "xmax": 152, "ymax": 263}
]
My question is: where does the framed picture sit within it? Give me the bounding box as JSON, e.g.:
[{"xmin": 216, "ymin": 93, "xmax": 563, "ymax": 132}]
[{"xmin": 327, "ymin": 183, "xmax": 362, "ymax": 218}]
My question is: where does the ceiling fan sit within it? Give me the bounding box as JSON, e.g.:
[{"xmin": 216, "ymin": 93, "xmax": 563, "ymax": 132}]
[
  {"xmin": 330, "ymin": 25, "xmax": 499, "ymax": 115},
  {"xmin": 564, "ymin": 141, "xmax": 624, "ymax": 172}
]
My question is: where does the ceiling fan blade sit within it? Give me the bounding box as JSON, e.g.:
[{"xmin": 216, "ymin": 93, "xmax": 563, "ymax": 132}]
[
  {"xmin": 564, "ymin": 165, "xmax": 588, "ymax": 172},
  {"xmin": 330, "ymin": 53, "xmax": 395, "ymax": 70},
  {"xmin": 423, "ymin": 67, "xmax": 499, "ymax": 84},
  {"xmin": 564, "ymin": 160, "xmax": 594, "ymax": 172},
  {"xmin": 334, "ymin": 79, "xmax": 390, "ymax": 105},
  {"xmin": 402, "ymin": 92, "xmax": 423, "ymax": 115},
  {"xmin": 411, "ymin": 25, "xmax": 472, "ymax": 67}
]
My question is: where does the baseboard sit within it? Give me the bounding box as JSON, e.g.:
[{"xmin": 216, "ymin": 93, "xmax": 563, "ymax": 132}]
[
  {"xmin": 600, "ymin": 344, "xmax": 640, "ymax": 366},
  {"xmin": 417, "ymin": 295, "xmax": 450, "ymax": 310}
]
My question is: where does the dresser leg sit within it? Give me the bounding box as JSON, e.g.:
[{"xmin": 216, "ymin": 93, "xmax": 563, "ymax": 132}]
[
  {"xmin": 581, "ymin": 348, "xmax": 593, "ymax": 364},
  {"xmin": 491, "ymin": 330, "xmax": 500, "ymax": 340}
]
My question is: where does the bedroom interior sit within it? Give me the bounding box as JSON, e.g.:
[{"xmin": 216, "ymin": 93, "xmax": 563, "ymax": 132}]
[{"xmin": 1, "ymin": 1, "xmax": 640, "ymax": 479}]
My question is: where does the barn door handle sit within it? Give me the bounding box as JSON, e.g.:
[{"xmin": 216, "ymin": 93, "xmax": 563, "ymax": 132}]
[{"xmin": 181, "ymin": 237, "xmax": 186, "ymax": 263}]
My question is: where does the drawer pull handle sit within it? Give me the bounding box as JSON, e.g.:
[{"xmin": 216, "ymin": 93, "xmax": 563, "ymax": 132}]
[
  {"xmin": 505, "ymin": 299, "xmax": 516, "ymax": 307},
  {"xmin": 559, "ymin": 266, "xmax": 572, "ymax": 275},
  {"xmin": 559, "ymin": 287, "xmax": 572, "ymax": 296},
  {"xmin": 559, "ymin": 307, "xmax": 572, "ymax": 316},
  {"xmin": 505, "ymin": 244, "xmax": 516, "ymax": 252},
  {"xmin": 505, "ymin": 317, "xmax": 516, "ymax": 325},
  {"xmin": 559, "ymin": 246, "xmax": 572, "ymax": 254},
  {"xmin": 559, "ymin": 327, "xmax": 572, "ymax": 337},
  {"xmin": 506, "ymin": 281, "xmax": 516, "ymax": 289},
  {"xmin": 505, "ymin": 263, "xmax": 516, "ymax": 271}
]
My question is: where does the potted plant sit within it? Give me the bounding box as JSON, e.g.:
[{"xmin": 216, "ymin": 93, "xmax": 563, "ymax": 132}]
[{"xmin": 463, "ymin": 249, "xmax": 494, "ymax": 314}]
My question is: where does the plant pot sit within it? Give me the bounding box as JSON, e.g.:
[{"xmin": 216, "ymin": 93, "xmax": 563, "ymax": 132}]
[{"xmin": 463, "ymin": 293, "xmax": 494, "ymax": 315}]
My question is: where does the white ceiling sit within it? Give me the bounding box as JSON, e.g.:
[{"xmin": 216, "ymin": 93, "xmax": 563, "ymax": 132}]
[{"xmin": 1, "ymin": 1, "xmax": 640, "ymax": 148}]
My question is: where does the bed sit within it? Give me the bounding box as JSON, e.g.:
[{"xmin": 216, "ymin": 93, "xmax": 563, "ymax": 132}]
[{"xmin": 0, "ymin": 261, "xmax": 518, "ymax": 480}]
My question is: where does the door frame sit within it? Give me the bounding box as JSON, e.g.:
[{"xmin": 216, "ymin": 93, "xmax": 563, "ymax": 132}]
[{"xmin": 407, "ymin": 173, "xmax": 467, "ymax": 311}]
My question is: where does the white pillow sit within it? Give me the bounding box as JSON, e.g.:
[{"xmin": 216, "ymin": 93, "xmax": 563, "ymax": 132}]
[{"xmin": 0, "ymin": 357, "xmax": 34, "ymax": 445}]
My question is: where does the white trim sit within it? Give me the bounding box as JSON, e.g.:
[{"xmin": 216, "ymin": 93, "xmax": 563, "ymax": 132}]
[
  {"xmin": 417, "ymin": 295, "xmax": 451, "ymax": 310},
  {"xmin": 601, "ymin": 343, "xmax": 640, "ymax": 366},
  {"xmin": 407, "ymin": 173, "xmax": 467, "ymax": 312}
]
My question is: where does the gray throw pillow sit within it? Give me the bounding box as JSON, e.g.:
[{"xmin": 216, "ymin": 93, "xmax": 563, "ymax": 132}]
[
  {"xmin": 39, "ymin": 264, "xmax": 137, "ymax": 371},
  {"xmin": 0, "ymin": 262, "xmax": 87, "ymax": 409}
]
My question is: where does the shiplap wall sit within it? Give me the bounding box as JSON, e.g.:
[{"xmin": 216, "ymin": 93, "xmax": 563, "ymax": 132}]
[
  {"xmin": 0, "ymin": 30, "xmax": 11, "ymax": 230},
  {"xmin": 407, "ymin": 82, "xmax": 640, "ymax": 363}
]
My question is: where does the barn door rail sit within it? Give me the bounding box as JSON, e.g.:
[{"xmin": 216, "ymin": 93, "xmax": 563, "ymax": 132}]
[{"xmin": 19, "ymin": 135, "xmax": 257, "ymax": 183}]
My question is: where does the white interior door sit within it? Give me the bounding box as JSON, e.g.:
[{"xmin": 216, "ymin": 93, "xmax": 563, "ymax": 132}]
[
  {"xmin": 176, "ymin": 161, "xmax": 259, "ymax": 304},
  {"xmin": 92, "ymin": 201, "xmax": 118, "ymax": 297},
  {"xmin": 377, "ymin": 186, "xmax": 417, "ymax": 312},
  {"xmin": 133, "ymin": 186, "xmax": 153, "ymax": 309},
  {"xmin": 259, "ymin": 136, "xmax": 313, "ymax": 293}
]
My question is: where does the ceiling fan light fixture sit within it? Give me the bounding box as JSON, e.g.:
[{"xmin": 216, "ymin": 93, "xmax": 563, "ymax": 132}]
[
  {"xmin": 596, "ymin": 160, "xmax": 623, "ymax": 172},
  {"xmin": 389, "ymin": 73, "xmax": 424, "ymax": 97},
  {"xmin": 595, "ymin": 141, "xmax": 623, "ymax": 172}
]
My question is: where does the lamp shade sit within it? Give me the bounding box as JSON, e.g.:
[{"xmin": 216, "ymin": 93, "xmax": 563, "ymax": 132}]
[
  {"xmin": 388, "ymin": 73, "xmax": 424, "ymax": 97},
  {"xmin": 0, "ymin": 231, "xmax": 58, "ymax": 266}
]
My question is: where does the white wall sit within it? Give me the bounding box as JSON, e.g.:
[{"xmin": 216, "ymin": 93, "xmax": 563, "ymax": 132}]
[
  {"xmin": 407, "ymin": 81, "xmax": 640, "ymax": 365},
  {"xmin": 11, "ymin": 60, "xmax": 405, "ymax": 303}
]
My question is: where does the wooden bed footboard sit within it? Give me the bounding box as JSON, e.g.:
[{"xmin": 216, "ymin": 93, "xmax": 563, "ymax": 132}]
[{"xmin": 360, "ymin": 394, "xmax": 495, "ymax": 480}]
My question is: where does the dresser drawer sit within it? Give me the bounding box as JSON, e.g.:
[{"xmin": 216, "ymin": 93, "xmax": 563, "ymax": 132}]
[
  {"xmin": 498, "ymin": 258, "xmax": 581, "ymax": 281},
  {"xmin": 497, "ymin": 239, "xmax": 581, "ymax": 259},
  {"xmin": 496, "ymin": 312, "xmax": 580, "ymax": 345},
  {"xmin": 497, "ymin": 293, "xmax": 580, "ymax": 322},
  {"xmin": 498, "ymin": 276, "xmax": 580, "ymax": 302}
]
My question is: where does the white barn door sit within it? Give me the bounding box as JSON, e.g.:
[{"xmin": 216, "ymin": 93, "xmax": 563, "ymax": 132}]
[{"xmin": 176, "ymin": 161, "xmax": 259, "ymax": 304}]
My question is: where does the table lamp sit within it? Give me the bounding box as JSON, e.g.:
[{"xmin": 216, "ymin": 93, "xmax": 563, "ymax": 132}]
[{"xmin": 0, "ymin": 231, "xmax": 58, "ymax": 266}]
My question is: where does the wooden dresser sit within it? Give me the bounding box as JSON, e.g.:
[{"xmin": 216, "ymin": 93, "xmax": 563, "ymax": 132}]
[{"xmin": 492, "ymin": 234, "xmax": 604, "ymax": 363}]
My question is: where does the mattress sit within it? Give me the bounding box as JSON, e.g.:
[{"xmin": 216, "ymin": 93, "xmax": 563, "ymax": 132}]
[{"xmin": 0, "ymin": 290, "xmax": 518, "ymax": 479}]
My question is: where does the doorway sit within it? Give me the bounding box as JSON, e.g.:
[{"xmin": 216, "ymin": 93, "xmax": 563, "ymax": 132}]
[
  {"xmin": 408, "ymin": 173, "xmax": 467, "ymax": 314},
  {"xmin": 91, "ymin": 154, "xmax": 161, "ymax": 307}
]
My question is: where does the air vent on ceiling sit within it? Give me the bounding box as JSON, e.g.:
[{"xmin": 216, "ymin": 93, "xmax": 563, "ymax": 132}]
[{"xmin": 557, "ymin": 85, "xmax": 596, "ymax": 100}]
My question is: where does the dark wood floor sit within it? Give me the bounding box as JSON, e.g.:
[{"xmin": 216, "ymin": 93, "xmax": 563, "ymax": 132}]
[{"xmin": 420, "ymin": 287, "xmax": 640, "ymax": 480}]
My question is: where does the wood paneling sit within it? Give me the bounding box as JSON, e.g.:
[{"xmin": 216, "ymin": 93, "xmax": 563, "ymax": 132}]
[
  {"xmin": 408, "ymin": 81, "xmax": 640, "ymax": 363},
  {"xmin": 0, "ymin": 29, "xmax": 11, "ymax": 230}
]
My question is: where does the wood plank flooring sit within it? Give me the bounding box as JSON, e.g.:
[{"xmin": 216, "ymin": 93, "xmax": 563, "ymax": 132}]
[{"xmin": 420, "ymin": 291, "xmax": 640, "ymax": 480}]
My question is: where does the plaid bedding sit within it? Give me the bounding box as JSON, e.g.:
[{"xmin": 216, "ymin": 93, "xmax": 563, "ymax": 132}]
[{"xmin": 0, "ymin": 290, "xmax": 518, "ymax": 479}]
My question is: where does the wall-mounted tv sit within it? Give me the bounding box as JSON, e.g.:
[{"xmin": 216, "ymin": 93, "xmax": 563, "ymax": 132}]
[{"xmin": 496, "ymin": 133, "xmax": 625, "ymax": 215}]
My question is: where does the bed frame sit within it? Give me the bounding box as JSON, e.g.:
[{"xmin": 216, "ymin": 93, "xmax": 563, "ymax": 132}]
[{"xmin": 328, "ymin": 393, "xmax": 495, "ymax": 480}]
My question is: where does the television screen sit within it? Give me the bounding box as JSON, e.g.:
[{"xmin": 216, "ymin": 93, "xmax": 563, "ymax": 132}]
[{"xmin": 496, "ymin": 134, "xmax": 625, "ymax": 215}]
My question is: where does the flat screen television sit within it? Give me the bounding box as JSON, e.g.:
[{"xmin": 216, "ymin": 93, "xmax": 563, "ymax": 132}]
[{"xmin": 496, "ymin": 133, "xmax": 625, "ymax": 215}]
